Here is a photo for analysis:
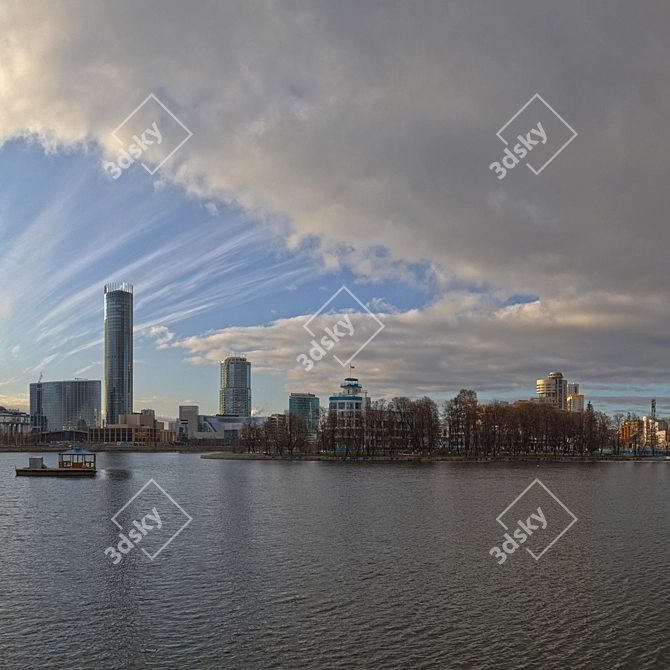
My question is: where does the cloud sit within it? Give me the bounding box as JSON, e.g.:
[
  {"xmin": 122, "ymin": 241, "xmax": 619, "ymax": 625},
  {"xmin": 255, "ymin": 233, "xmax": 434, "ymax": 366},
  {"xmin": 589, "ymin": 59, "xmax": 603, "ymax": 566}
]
[
  {"xmin": 146, "ymin": 325, "xmax": 176, "ymax": 349},
  {"xmin": 73, "ymin": 361, "xmax": 102, "ymax": 376},
  {"xmin": 1, "ymin": 1, "xmax": 669, "ymax": 412},
  {"xmin": 175, "ymin": 290, "xmax": 670, "ymax": 410},
  {"xmin": 0, "ymin": 392, "xmax": 29, "ymax": 412},
  {"xmin": 5, "ymin": 0, "xmax": 668, "ymax": 300}
]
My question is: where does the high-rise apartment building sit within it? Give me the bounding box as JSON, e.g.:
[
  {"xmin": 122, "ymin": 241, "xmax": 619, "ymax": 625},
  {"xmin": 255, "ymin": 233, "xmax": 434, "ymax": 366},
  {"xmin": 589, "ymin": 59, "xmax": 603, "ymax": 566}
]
[
  {"xmin": 104, "ymin": 282, "xmax": 133, "ymax": 425},
  {"xmin": 289, "ymin": 393, "xmax": 320, "ymax": 434},
  {"xmin": 30, "ymin": 379, "xmax": 101, "ymax": 431},
  {"xmin": 536, "ymin": 372, "xmax": 569, "ymax": 410},
  {"xmin": 219, "ymin": 355, "xmax": 252, "ymax": 417}
]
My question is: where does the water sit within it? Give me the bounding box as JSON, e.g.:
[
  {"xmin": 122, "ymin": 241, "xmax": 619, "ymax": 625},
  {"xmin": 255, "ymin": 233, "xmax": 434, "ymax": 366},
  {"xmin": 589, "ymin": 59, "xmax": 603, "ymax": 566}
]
[{"xmin": 1, "ymin": 452, "xmax": 669, "ymax": 669}]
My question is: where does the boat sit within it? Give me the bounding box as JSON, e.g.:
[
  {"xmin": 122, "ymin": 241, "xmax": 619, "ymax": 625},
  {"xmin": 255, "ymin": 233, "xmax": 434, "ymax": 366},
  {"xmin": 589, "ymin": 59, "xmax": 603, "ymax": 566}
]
[{"xmin": 16, "ymin": 447, "xmax": 97, "ymax": 477}]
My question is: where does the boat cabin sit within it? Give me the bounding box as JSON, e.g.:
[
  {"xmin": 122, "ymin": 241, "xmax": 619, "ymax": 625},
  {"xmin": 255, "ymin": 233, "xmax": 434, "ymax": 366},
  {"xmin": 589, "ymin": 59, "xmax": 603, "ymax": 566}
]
[{"xmin": 58, "ymin": 447, "xmax": 97, "ymax": 470}]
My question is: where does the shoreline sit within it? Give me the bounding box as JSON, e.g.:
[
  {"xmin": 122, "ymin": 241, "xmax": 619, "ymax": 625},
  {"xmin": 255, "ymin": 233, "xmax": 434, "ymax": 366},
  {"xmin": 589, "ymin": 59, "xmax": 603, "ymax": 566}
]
[
  {"xmin": 2, "ymin": 448, "xmax": 667, "ymax": 463},
  {"xmin": 200, "ymin": 453, "xmax": 670, "ymax": 463}
]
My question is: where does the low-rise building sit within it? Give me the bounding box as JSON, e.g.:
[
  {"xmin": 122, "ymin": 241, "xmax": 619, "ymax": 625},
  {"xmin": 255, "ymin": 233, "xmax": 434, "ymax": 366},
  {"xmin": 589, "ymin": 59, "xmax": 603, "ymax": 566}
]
[
  {"xmin": 0, "ymin": 406, "xmax": 31, "ymax": 436},
  {"xmin": 89, "ymin": 413, "xmax": 176, "ymax": 444},
  {"xmin": 177, "ymin": 405, "xmax": 265, "ymax": 442},
  {"xmin": 329, "ymin": 377, "xmax": 369, "ymax": 420}
]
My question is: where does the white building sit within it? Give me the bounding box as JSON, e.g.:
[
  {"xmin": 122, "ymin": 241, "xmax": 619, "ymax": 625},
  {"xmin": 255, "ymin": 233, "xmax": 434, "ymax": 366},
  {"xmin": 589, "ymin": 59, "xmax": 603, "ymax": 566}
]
[
  {"xmin": 328, "ymin": 377, "xmax": 369, "ymax": 420},
  {"xmin": 567, "ymin": 394, "xmax": 584, "ymax": 413},
  {"xmin": 536, "ymin": 372, "xmax": 568, "ymax": 410},
  {"xmin": 0, "ymin": 406, "xmax": 31, "ymax": 436}
]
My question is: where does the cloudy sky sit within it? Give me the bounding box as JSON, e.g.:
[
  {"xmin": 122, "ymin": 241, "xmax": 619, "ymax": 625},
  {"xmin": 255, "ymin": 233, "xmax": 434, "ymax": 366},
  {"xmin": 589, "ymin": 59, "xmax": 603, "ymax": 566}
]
[{"xmin": 1, "ymin": 0, "xmax": 669, "ymax": 418}]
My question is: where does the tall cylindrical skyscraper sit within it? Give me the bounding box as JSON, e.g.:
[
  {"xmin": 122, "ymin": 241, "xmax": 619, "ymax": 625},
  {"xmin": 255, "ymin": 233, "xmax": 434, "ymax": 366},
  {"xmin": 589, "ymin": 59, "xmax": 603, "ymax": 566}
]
[
  {"xmin": 104, "ymin": 282, "xmax": 133, "ymax": 425},
  {"xmin": 219, "ymin": 354, "xmax": 251, "ymax": 417}
]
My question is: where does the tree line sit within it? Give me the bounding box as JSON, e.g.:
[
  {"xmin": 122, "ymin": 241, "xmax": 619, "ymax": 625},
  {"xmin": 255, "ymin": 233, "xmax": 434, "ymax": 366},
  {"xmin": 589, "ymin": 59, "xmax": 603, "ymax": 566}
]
[{"xmin": 240, "ymin": 390, "xmax": 664, "ymax": 458}]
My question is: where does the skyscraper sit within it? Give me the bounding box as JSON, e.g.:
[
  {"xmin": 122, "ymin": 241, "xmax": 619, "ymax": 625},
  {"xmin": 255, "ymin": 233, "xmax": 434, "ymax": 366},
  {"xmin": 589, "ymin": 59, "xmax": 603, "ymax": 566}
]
[
  {"xmin": 219, "ymin": 355, "xmax": 251, "ymax": 417},
  {"xmin": 104, "ymin": 282, "xmax": 133, "ymax": 425}
]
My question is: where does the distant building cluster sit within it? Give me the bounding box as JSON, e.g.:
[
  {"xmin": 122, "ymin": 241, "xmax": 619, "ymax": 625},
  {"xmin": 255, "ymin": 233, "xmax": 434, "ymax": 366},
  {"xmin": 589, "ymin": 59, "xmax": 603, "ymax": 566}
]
[
  {"xmin": 620, "ymin": 416, "xmax": 668, "ymax": 445},
  {"xmin": 535, "ymin": 371, "xmax": 585, "ymax": 413}
]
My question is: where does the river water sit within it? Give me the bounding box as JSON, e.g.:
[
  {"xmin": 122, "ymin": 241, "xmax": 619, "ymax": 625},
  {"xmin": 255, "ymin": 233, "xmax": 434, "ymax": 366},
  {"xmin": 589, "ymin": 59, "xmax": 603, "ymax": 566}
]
[{"xmin": 0, "ymin": 452, "xmax": 669, "ymax": 669}]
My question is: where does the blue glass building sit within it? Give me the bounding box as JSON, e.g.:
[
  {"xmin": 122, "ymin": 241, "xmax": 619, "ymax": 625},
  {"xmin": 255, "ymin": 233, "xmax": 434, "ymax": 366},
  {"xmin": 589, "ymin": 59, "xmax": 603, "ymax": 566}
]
[
  {"xmin": 289, "ymin": 393, "xmax": 320, "ymax": 434},
  {"xmin": 30, "ymin": 380, "xmax": 101, "ymax": 431}
]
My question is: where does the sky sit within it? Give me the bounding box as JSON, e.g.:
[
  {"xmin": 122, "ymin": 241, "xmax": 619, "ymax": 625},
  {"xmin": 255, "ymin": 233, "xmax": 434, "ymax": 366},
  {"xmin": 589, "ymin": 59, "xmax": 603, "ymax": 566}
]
[{"xmin": 1, "ymin": 0, "xmax": 670, "ymax": 419}]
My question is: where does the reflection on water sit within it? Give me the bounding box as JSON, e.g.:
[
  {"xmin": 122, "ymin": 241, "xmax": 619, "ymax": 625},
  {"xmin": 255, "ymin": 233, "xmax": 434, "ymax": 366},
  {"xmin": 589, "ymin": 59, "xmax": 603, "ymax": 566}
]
[
  {"xmin": 1, "ymin": 453, "xmax": 669, "ymax": 669},
  {"xmin": 100, "ymin": 468, "xmax": 134, "ymax": 480}
]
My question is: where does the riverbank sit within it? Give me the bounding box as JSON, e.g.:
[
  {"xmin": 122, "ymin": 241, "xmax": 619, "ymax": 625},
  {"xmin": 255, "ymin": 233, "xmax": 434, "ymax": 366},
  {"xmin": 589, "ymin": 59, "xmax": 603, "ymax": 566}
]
[{"xmin": 200, "ymin": 453, "xmax": 670, "ymax": 463}]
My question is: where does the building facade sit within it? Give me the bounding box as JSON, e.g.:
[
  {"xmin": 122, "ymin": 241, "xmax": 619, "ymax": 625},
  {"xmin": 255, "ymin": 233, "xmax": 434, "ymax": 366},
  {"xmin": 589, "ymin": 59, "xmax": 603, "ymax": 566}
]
[
  {"xmin": 620, "ymin": 419, "xmax": 643, "ymax": 441},
  {"xmin": 30, "ymin": 379, "xmax": 101, "ymax": 431},
  {"xmin": 89, "ymin": 413, "xmax": 176, "ymax": 444},
  {"xmin": 0, "ymin": 407, "xmax": 31, "ymax": 436},
  {"xmin": 536, "ymin": 372, "xmax": 569, "ymax": 411},
  {"xmin": 104, "ymin": 282, "xmax": 133, "ymax": 425},
  {"xmin": 328, "ymin": 377, "xmax": 369, "ymax": 420},
  {"xmin": 642, "ymin": 416, "xmax": 668, "ymax": 449},
  {"xmin": 567, "ymin": 393, "xmax": 584, "ymax": 413},
  {"xmin": 289, "ymin": 393, "xmax": 320, "ymax": 435},
  {"xmin": 219, "ymin": 355, "xmax": 251, "ymax": 417},
  {"xmin": 179, "ymin": 405, "xmax": 200, "ymax": 439}
]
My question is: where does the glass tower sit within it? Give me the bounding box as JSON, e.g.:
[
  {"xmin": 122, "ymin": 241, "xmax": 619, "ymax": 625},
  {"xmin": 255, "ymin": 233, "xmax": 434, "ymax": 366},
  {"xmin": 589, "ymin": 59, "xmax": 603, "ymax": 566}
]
[
  {"xmin": 219, "ymin": 355, "xmax": 251, "ymax": 417},
  {"xmin": 289, "ymin": 393, "xmax": 320, "ymax": 434},
  {"xmin": 104, "ymin": 282, "xmax": 133, "ymax": 425},
  {"xmin": 30, "ymin": 380, "xmax": 101, "ymax": 431}
]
